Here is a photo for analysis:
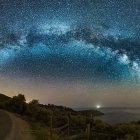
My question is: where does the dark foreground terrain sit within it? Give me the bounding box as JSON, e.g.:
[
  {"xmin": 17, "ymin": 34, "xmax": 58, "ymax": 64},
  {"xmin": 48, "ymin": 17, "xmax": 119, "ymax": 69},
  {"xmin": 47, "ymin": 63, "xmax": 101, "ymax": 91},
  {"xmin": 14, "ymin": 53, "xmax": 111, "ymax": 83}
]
[
  {"xmin": 0, "ymin": 110, "xmax": 35, "ymax": 140},
  {"xmin": 0, "ymin": 110, "xmax": 12, "ymax": 140},
  {"xmin": 1, "ymin": 93, "xmax": 140, "ymax": 140}
]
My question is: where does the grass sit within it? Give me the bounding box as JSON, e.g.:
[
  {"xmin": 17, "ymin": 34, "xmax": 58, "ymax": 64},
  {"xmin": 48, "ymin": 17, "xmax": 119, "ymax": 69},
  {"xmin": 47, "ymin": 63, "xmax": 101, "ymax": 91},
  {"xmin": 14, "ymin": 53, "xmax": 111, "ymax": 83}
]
[
  {"xmin": 29, "ymin": 122, "xmax": 50, "ymax": 140},
  {"xmin": 29, "ymin": 121, "xmax": 68, "ymax": 140}
]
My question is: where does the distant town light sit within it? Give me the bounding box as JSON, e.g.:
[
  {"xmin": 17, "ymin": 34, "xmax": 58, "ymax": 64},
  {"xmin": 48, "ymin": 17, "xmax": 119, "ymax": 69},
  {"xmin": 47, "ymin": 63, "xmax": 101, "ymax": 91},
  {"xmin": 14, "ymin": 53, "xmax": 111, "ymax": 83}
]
[{"xmin": 96, "ymin": 105, "xmax": 101, "ymax": 109}]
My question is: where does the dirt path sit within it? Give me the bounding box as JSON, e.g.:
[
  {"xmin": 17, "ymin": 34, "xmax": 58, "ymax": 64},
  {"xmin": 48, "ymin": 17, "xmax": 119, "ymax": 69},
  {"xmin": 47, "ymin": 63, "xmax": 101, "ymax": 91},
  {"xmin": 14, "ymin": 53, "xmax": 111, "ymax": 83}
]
[
  {"xmin": 4, "ymin": 111, "xmax": 35, "ymax": 140},
  {"xmin": 0, "ymin": 110, "xmax": 12, "ymax": 140}
]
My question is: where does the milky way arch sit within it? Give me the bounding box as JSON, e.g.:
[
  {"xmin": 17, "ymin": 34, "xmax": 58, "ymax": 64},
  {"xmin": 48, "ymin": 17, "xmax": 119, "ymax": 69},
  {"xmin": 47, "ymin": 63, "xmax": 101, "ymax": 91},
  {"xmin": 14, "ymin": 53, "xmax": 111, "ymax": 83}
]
[{"xmin": 0, "ymin": 22, "xmax": 140, "ymax": 83}]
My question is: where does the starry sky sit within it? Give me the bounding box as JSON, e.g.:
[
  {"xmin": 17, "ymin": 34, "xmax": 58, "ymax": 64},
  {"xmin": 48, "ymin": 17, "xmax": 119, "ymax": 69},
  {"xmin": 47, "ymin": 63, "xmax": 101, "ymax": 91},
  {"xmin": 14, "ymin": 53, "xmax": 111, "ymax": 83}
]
[{"xmin": 0, "ymin": 0, "xmax": 140, "ymax": 107}]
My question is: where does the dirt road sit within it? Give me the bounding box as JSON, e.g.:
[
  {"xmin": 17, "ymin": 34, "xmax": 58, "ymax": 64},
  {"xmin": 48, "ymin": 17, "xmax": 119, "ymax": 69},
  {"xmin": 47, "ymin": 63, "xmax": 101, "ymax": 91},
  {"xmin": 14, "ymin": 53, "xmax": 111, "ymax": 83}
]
[
  {"xmin": 3, "ymin": 111, "xmax": 35, "ymax": 140},
  {"xmin": 0, "ymin": 110, "xmax": 12, "ymax": 140}
]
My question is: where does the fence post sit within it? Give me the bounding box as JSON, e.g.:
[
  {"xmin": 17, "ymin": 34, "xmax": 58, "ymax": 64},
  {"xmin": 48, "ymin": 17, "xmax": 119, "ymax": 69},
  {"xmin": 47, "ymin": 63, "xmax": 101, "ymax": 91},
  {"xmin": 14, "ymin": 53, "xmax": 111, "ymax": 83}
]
[
  {"xmin": 86, "ymin": 123, "xmax": 90, "ymax": 140},
  {"xmin": 50, "ymin": 112, "xmax": 53, "ymax": 140},
  {"xmin": 68, "ymin": 115, "xmax": 70, "ymax": 137}
]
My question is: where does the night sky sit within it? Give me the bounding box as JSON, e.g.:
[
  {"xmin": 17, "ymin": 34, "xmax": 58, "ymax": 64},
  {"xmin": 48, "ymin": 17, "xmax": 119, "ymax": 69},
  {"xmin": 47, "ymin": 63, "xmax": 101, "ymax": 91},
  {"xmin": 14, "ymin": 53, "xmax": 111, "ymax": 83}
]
[{"xmin": 0, "ymin": 0, "xmax": 140, "ymax": 107}]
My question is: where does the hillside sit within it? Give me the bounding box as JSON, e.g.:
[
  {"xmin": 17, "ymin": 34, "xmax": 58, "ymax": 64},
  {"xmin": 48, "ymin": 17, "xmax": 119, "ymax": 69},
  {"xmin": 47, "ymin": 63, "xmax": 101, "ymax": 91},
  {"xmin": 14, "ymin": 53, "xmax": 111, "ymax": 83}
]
[
  {"xmin": 0, "ymin": 94, "xmax": 105, "ymax": 139},
  {"xmin": 0, "ymin": 93, "xmax": 103, "ymax": 117},
  {"xmin": 1, "ymin": 94, "xmax": 140, "ymax": 139},
  {"xmin": 78, "ymin": 109, "xmax": 104, "ymax": 116},
  {"xmin": 0, "ymin": 93, "xmax": 11, "ymax": 103}
]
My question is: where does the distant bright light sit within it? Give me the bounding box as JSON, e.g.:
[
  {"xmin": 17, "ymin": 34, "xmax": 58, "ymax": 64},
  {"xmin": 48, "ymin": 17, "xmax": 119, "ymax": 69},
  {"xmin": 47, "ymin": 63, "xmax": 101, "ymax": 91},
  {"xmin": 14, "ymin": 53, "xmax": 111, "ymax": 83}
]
[{"xmin": 96, "ymin": 105, "xmax": 101, "ymax": 109}]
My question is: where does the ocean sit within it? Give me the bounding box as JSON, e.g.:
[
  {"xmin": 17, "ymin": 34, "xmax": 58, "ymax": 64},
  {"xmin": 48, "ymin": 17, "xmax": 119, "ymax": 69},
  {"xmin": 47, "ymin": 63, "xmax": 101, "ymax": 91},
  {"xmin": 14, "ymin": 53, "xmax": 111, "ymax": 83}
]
[{"xmin": 98, "ymin": 108, "xmax": 140, "ymax": 124}]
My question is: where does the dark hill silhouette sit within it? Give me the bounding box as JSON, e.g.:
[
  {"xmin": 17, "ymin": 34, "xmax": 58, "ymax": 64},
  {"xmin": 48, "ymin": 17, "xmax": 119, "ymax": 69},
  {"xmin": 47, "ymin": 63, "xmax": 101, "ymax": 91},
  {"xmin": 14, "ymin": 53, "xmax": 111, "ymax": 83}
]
[
  {"xmin": 0, "ymin": 93, "xmax": 11, "ymax": 103},
  {"xmin": 0, "ymin": 93, "xmax": 140, "ymax": 139}
]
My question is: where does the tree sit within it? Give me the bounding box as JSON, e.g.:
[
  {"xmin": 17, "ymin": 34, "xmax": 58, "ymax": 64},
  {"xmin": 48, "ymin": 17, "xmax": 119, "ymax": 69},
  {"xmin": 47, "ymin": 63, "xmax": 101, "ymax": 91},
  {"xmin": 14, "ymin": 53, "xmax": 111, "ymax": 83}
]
[
  {"xmin": 8, "ymin": 94, "xmax": 27, "ymax": 114},
  {"xmin": 28, "ymin": 99, "xmax": 40, "ymax": 119},
  {"xmin": 29, "ymin": 99, "xmax": 39, "ymax": 105}
]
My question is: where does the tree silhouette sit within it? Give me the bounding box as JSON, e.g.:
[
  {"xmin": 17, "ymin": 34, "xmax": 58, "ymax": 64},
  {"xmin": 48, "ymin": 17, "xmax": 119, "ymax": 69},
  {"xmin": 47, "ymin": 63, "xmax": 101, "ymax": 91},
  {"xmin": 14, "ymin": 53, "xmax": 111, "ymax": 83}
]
[{"xmin": 8, "ymin": 94, "xmax": 27, "ymax": 114}]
